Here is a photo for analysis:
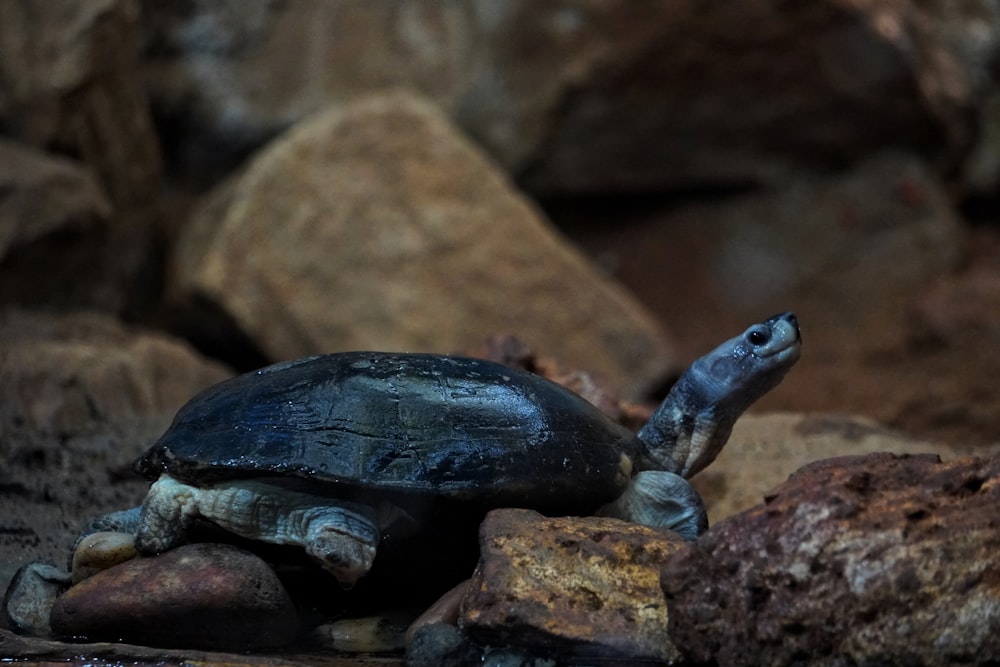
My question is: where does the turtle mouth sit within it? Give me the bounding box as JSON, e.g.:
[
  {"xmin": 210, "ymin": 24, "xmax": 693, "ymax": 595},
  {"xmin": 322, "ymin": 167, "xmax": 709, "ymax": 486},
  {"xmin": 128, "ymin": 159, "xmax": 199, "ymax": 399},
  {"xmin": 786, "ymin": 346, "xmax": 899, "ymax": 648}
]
[{"xmin": 754, "ymin": 312, "xmax": 802, "ymax": 362}]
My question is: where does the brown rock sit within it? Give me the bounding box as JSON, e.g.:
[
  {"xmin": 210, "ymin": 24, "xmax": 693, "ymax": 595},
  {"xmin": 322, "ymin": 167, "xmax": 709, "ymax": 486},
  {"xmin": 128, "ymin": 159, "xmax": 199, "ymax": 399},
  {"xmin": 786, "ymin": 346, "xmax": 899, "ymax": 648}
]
[
  {"xmin": 0, "ymin": 0, "xmax": 162, "ymax": 311},
  {"xmin": 461, "ymin": 508, "xmax": 686, "ymax": 663},
  {"xmin": 0, "ymin": 140, "xmax": 116, "ymax": 308},
  {"xmin": 0, "ymin": 309, "xmax": 231, "ymax": 602},
  {"xmin": 662, "ymin": 452, "xmax": 1000, "ymax": 666},
  {"xmin": 50, "ymin": 543, "xmax": 298, "ymax": 650},
  {"xmin": 140, "ymin": 2, "xmax": 995, "ymax": 194},
  {"xmin": 694, "ymin": 412, "xmax": 1000, "ymax": 523},
  {"xmin": 170, "ymin": 91, "xmax": 674, "ymax": 398},
  {"xmin": 0, "ymin": 309, "xmax": 231, "ymax": 436}
]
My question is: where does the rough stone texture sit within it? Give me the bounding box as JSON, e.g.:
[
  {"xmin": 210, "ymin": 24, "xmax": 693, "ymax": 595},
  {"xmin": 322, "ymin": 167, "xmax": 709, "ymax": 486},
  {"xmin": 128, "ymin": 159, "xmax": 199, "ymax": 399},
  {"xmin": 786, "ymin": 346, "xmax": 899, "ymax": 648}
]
[
  {"xmin": 0, "ymin": 0, "xmax": 162, "ymax": 311},
  {"xmin": 694, "ymin": 412, "xmax": 1000, "ymax": 523},
  {"xmin": 139, "ymin": 1, "xmax": 1000, "ymax": 194},
  {"xmin": 460, "ymin": 508, "xmax": 686, "ymax": 663},
  {"xmin": 663, "ymin": 452, "xmax": 1000, "ymax": 666},
  {"xmin": 170, "ymin": 91, "xmax": 674, "ymax": 397},
  {"xmin": 0, "ymin": 309, "xmax": 231, "ymax": 608},
  {"xmin": 50, "ymin": 543, "xmax": 298, "ymax": 650}
]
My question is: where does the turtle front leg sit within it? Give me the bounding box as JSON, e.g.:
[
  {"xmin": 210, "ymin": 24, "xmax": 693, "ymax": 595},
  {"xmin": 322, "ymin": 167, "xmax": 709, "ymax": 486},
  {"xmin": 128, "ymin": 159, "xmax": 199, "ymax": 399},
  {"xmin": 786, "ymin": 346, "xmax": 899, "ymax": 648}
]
[
  {"xmin": 135, "ymin": 476, "xmax": 198, "ymax": 554},
  {"xmin": 597, "ymin": 470, "xmax": 708, "ymax": 540}
]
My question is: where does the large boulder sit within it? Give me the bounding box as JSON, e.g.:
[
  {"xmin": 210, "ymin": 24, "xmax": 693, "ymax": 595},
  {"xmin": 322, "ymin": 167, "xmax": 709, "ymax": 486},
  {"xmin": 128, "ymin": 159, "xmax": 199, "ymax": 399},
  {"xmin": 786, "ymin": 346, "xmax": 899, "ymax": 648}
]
[
  {"xmin": 170, "ymin": 92, "xmax": 675, "ymax": 397},
  {"xmin": 663, "ymin": 452, "xmax": 1000, "ymax": 666}
]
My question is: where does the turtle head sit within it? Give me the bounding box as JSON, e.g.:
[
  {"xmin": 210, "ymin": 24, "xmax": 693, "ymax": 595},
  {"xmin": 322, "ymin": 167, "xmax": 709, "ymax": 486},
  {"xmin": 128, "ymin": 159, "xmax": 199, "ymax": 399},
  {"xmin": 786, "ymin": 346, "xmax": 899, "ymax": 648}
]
[{"xmin": 637, "ymin": 312, "xmax": 801, "ymax": 478}]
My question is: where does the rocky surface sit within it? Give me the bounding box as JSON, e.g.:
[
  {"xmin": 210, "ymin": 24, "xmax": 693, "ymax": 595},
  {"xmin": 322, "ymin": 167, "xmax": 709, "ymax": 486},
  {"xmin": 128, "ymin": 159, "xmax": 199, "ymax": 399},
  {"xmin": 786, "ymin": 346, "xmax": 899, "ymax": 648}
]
[
  {"xmin": 50, "ymin": 543, "xmax": 298, "ymax": 650},
  {"xmin": 0, "ymin": 309, "xmax": 231, "ymax": 601},
  {"xmin": 459, "ymin": 508, "xmax": 687, "ymax": 663},
  {"xmin": 663, "ymin": 452, "xmax": 1000, "ymax": 666},
  {"xmin": 170, "ymin": 91, "xmax": 674, "ymax": 397},
  {"xmin": 139, "ymin": 1, "xmax": 999, "ymax": 194},
  {"xmin": 695, "ymin": 412, "xmax": 1000, "ymax": 523}
]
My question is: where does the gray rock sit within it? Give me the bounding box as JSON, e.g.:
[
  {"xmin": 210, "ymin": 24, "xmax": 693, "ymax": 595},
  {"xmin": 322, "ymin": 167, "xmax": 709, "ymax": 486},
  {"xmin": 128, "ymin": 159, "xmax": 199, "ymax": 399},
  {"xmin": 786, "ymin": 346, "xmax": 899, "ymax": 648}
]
[
  {"xmin": 170, "ymin": 91, "xmax": 675, "ymax": 398},
  {"xmin": 663, "ymin": 452, "xmax": 1000, "ymax": 666},
  {"xmin": 49, "ymin": 543, "xmax": 298, "ymax": 650},
  {"xmin": 2, "ymin": 563, "xmax": 71, "ymax": 637},
  {"xmin": 460, "ymin": 508, "xmax": 686, "ymax": 663}
]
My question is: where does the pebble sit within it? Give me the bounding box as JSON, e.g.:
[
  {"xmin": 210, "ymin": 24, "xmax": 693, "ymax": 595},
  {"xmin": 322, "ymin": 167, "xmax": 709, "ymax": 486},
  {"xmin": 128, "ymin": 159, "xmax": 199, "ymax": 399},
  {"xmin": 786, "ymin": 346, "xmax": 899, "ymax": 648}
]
[{"xmin": 49, "ymin": 543, "xmax": 297, "ymax": 650}]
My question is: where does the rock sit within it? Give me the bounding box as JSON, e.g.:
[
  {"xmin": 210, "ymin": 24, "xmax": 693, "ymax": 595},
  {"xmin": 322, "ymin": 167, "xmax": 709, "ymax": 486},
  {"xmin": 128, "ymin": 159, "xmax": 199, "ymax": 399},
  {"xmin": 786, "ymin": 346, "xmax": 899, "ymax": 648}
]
[
  {"xmin": 911, "ymin": 265, "xmax": 1000, "ymax": 344},
  {"xmin": 0, "ymin": 140, "xmax": 116, "ymax": 309},
  {"xmin": 2, "ymin": 563, "xmax": 71, "ymax": 637},
  {"xmin": 0, "ymin": 309, "xmax": 231, "ymax": 436},
  {"xmin": 0, "ymin": 0, "xmax": 161, "ymax": 210},
  {"xmin": 49, "ymin": 543, "xmax": 298, "ymax": 650},
  {"xmin": 460, "ymin": 508, "xmax": 686, "ymax": 663},
  {"xmin": 694, "ymin": 412, "xmax": 1000, "ymax": 523},
  {"xmin": 170, "ymin": 91, "xmax": 674, "ymax": 397},
  {"xmin": 0, "ymin": 309, "xmax": 231, "ymax": 605},
  {"xmin": 662, "ymin": 452, "xmax": 1000, "ymax": 666},
  {"xmin": 71, "ymin": 532, "xmax": 137, "ymax": 584},
  {"xmin": 140, "ymin": 2, "xmax": 997, "ymax": 194},
  {"xmin": 311, "ymin": 612, "xmax": 412, "ymax": 653},
  {"xmin": 406, "ymin": 622, "xmax": 482, "ymax": 667},
  {"xmin": 0, "ymin": 0, "xmax": 162, "ymax": 311}
]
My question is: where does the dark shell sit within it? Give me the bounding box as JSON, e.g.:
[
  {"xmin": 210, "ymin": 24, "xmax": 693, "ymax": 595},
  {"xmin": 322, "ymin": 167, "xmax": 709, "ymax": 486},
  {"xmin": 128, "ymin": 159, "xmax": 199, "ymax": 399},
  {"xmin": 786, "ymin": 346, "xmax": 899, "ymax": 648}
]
[{"xmin": 136, "ymin": 353, "xmax": 638, "ymax": 513}]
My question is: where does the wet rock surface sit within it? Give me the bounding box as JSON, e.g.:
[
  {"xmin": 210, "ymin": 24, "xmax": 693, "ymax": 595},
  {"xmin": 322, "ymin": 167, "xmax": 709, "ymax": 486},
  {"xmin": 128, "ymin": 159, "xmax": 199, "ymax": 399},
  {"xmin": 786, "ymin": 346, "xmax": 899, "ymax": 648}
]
[
  {"xmin": 50, "ymin": 543, "xmax": 298, "ymax": 650},
  {"xmin": 663, "ymin": 452, "xmax": 1000, "ymax": 666},
  {"xmin": 459, "ymin": 508, "xmax": 687, "ymax": 663}
]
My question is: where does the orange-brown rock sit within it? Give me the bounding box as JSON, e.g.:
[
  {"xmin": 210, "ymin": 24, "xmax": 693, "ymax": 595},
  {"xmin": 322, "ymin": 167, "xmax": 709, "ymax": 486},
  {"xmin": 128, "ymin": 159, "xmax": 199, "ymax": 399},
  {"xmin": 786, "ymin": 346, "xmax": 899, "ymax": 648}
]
[
  {"xmin": 49, "ymin": 543, "xmax": 297, "ymax": 650},
  {"xmin": 461, "ymin": 508, "xmax": 687, "ymax": 663},
  {"xmin": 662, "ymin": 452, "xmax": 1000, "ymax": 666}
]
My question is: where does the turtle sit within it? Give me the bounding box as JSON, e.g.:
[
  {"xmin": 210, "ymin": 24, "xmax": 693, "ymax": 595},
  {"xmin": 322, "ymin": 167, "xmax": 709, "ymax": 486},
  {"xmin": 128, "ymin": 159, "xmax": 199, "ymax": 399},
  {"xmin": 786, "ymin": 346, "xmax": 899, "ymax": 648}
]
[{"xmin": 82, "ymin": 313, "xmax": 800, "ymax": 589}]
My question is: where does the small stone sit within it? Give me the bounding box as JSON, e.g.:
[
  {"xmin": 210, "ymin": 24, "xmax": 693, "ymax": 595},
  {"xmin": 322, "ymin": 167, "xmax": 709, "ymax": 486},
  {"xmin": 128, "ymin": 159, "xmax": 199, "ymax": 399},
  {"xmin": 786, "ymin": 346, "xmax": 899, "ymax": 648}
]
[
  {"xmin": 461, "ymin": 508, "xmax": 686, "ymax": 663},
  {"xmin": 2, "ymin": 562, "xmax": 71, "ymax": 637},
  {"xmin": 71, "ymin": 531, "xmax": 137, "ymax": 583},
  {"xmin": 406, "ymin": 622, "xmax": 481, "ymax": 667},
  {"xmin": 406, "ymin": 579, "xmax": 470, "ymax": 645},
  {"xmin": 663, "ymin": 452, "xmax": 1000, "ymax": 666},
  {"xmin": 50, "ymin": 543, "xmax": 297, "ymax": 650},
  {"xmin": 311, "ymin": 611, "xmax": 412, "ymax": 653}
]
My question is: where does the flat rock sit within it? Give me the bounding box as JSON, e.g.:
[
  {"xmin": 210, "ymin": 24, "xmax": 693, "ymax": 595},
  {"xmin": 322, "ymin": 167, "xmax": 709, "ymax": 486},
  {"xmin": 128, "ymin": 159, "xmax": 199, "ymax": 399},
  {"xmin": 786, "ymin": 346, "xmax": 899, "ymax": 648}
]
[
  {"xmin": 171, "ymin": 91, "xmax": 674, "ymax": 397},
  {"xmin": 694, "ymin": 412, "xmax": 1000, "ymax": 523},
  {"xmin": 662, "ymin": 452, "xmax": 1000, "ymax": 666},
  {"xmin": 50, "ymin": 543, "xmax": 298, "ymax": 650},
  {"xmin": 460, "ymin": 508, "xmax": 686, "ymax": 663}
]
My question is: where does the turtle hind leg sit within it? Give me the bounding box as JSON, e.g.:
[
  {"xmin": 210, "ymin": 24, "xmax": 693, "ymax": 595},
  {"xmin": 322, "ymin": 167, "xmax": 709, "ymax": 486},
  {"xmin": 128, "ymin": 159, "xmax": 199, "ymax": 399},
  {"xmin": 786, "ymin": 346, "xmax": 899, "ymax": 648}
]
[{"xmin": 597, "ymin": 470, "xmax": 708, "ymax": 540}]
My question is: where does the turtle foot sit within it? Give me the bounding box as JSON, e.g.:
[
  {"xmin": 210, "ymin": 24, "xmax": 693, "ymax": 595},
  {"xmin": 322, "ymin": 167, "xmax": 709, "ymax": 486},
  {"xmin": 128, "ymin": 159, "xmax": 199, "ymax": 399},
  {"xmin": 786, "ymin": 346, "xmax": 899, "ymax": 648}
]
[{"xmin": 597, "ymin": 470, "xmax": 708, "ymax": 540}]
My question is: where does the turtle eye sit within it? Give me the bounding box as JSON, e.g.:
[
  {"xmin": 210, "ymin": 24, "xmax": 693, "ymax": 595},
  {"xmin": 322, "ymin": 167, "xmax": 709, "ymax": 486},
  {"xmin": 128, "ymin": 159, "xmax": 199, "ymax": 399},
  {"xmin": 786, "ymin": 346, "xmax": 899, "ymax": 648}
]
[{"xmin": 747, "ymin": 327, "xmax": 770, "ymax": 346}]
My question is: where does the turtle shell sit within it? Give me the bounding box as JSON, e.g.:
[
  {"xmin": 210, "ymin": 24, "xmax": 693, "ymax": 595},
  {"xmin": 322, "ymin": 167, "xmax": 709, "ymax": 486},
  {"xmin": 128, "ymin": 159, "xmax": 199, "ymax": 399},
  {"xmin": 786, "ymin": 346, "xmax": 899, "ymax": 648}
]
[{"xmin": 136, "ymin": 352, "xmax": 639, "ymax": 514}]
